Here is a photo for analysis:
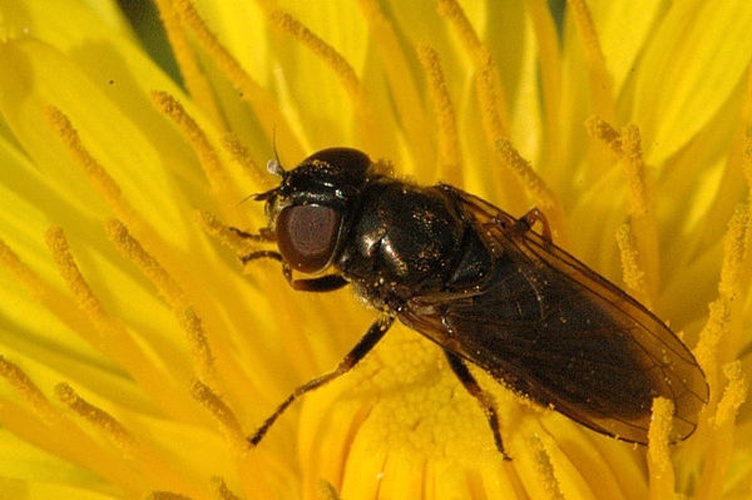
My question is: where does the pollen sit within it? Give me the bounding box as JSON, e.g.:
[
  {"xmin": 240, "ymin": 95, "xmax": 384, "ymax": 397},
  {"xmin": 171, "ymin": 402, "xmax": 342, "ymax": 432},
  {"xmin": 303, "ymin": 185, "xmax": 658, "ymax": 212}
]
[
  {"xmin": 616, "ymin": 224, "xmax": 650, "ymax": 306},
  {"xmin": 221, "ymin": 134, "xmax": 266, "ymax": 188},
  {"xmin": 268, "ymin": 10, "xmax": 361, "ymax": 100},
  {"xmin": 437, "ymin": 0, "xmax": 560, "ymax": 222},
  {"xmin": 715, "ymin": 361, "xmax": 748, "ymax": 430},
  {"xmin": 0, "ymin": 237, "xmax": 46, "ymax": 298},
  {"xmin": 105, "ymin": 219, "xmax": 216, "ymax": 380},
  {"xmin": 587, "ymin": 117, "xmax": 660, "ymax": 297},
  {"xmin": 168, "ymin": 0, "xmax": 303, "ymax": 159},
  {"xmin": 696, "ymin": 361, "xmax": 748, "ymax": 499},
  {"xmin": 695, "ymin": 204, "xmax": 751, "ymax": 371},
  {"xmin": 438, "ymin": 0, "xmax": 509, "ymax": 140},
  {"xmin": 495, "ymin": 138, "xmax": 561, "ymax": 217},
  {"xmin": 417, "ymin": 44, "xmax": 461, "ymax": 185},
  {"xmin": 196, "ymin": 210, "xmax": 258, "ymax": 259},
  {"xmin": 152, "ymin": 90, "xmax": 238, "ymax": 207},
  {"xmin": 191, "ymin": 380, "xmax": 244, "ymax": 449},
  {"xmin": 55, "ymin": 382, "xmax": 135, "ymax": 450},
  {"xmin": 0, "ymin": 355, "xmax": 57, "ymax": 424},
  {"xmin": 43, "ymin": 225, "xmax": 194, "ymax": 419},
  {"xmin": 718, "ymin": 204, "xmax": 750, "ymax": 304},
  {"xmin": 152, "ymin": 0, "xmax": 223, "ymax": 124},
  {"xmin": 45, "ymin": 106, "xmax": 134, "ymax": 224},
  {"xmin": 586, "ymin": 118, "xmax": 651, "ymax": 218},
  {"xmin": 647, "ymin": 398, "xmax": 675, "ymax": 498},
  {"xmin": 567, "ymin": 0, "xmax": 615, "ymax": 120},
  {"xmin": 106, "ymin": 220, "xmax": 186, "ymax": 308}
]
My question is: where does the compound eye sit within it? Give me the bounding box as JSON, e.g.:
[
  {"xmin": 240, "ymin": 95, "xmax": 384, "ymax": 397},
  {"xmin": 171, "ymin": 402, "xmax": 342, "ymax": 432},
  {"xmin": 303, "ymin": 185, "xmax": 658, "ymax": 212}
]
[{"xmin": 276, "ymin": 205, "xmax": 342, "ymax": 273}]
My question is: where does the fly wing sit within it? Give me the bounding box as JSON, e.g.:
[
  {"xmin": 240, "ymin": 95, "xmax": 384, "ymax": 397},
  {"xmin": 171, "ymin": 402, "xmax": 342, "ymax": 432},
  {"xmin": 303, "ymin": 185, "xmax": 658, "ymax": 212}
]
[{"xmin": 398, "ymin": 185, "xmax": 708, "ymax": 444}]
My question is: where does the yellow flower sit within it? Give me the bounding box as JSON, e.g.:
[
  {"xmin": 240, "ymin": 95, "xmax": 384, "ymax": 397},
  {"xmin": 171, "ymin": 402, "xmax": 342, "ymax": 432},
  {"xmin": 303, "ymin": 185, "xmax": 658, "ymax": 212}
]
[{"xmin": 0, "ymin": 0, "xmax": 750, "ymax": 498}]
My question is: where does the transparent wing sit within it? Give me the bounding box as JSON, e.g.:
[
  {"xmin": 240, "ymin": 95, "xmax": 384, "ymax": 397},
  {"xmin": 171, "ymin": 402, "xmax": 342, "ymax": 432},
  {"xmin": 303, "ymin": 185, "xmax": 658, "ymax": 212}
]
[{"xmin": 398, "ymin": 185, "xmax": 708, "ymax": 444}]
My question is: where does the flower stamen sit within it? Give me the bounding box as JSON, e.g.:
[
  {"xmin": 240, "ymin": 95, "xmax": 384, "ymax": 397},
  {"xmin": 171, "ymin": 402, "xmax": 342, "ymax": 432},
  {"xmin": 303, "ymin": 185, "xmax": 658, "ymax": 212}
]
[
  {"xmin": 196, "ymin": 211, "xmax": 254, "ymax": 257},
  {"xmin": 621, "ymin": 125, "xmax": 650, "ymax": 218},
  {"xmin": 436, "ymin": 0, "xmax": 483, "ymax": 58},
  {"xmin": 190, "ymin": 379, "xmax": 244, "ymax": 449},
  {"xmin": 153, "ymin": 0, "xmax": 224, "ymax": 126},
  {"xmin": 647, "ymin": 398, "xmax": 674, "ymax": 498},
  {"xmin": 718, "ymin": 205, "xmax": 750, "ymax": 309},
  {"xmin": 106, "ymin": 220, "xmax": 186, "ymax": 308},
  {"xmin": 691, "ymin": 205, "xmax": 751, "ymax": 497},
  {"xmin": 417, "ymin": 44, "xmax": 461, "ymax": 185},
  {"xmin": 44, "ymin": 107, "xmax": 187, "ymax": 281},
  {"xmin": 696, "ymin": 205, "xmax": 751, "ymax": 374},
  {"xmin": 438, "ymin": 0, "xmax": 560, "ymax": 222},
  {"xmin": 56, "ymin": 382, "xmax": 212, "ymax": 496},
  {"xmin": 0, "ymin": 355, "xmax": 57, "ymax": 424},
  {"xmin": 514, "ymin": 427, "xmax": 562, "ymax": 498},
  {"xmin": 221, "ymin": 134, "xmax": 265, "ymax": 189},
  {"xmin": 55, "ymin": 382, "xmax": 135, "ymax": 450},
  {"xmin": 105, "ymin": 219, "xmax": 215, "ymax": 381},
  {"xmin": 0, "ymin": 357, "xmax": 141, "ymax": 489},
  {"xmin": 437, "ymin": 0, "xmax": 509, "ymax": 138},
  {"xmin": 587, "ymin": 117, "xmax": 660, "ymax": 299},
  {"xmin": 567, "ymin": 0, "xmax": 615, "ymax": 120},
  {"xmin": 495, "ymin": 138, "xmax": 561, "ymax": 216},
  {"xmin": 616, "ymin": 224, "xmax": 650, "ymax": 306},
  {"xmin": 152, "ymin": 90, "xmax": 239, "ymax": 210},
  {"xmin": 586, "ymin": 119, "xmax": 652, "ymax": 217},
  {"xmin": 179, "ymin": 308, "xmax": 216, "ymax": 382},
  {"xmin": 268, "ymin": 10, "xmax": 361, "ymax": 101},
  {"xmin": 45, "ymin": 227, "xmax": 107, "ymax": 334},
  {"xmin": 44, "ymin": 106, "xmax": 135, "ymax": 224},
  {"xmin": 358, "ymin": 0, "xmax": 433, "ymax": 161},
  {"xmin": 171, "ymin": 0, "xmax": 303, "ymax": 159},
  {"xmin": 697, "ymin": 361, "xmax": 748, "ymax": 498},
  {"xmin": 0, "ymin": 238, "xmax": 46, "ymax": 298},
  {"xmin": 44, "ymin": 226, "xmax": 195, "ymax": 418}
]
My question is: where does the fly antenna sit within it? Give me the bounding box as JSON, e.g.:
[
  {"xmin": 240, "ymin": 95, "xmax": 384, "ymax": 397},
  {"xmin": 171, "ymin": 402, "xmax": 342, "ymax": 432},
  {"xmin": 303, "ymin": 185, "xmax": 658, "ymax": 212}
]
[{"xmin": 267, "ymin": 127, "xmax": 286, "ymax": 177}]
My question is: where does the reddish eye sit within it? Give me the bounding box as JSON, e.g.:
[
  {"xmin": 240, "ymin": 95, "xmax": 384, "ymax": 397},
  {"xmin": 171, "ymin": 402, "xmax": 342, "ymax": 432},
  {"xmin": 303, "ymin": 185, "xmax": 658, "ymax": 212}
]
[{"xmin": 276, "ymin": 205, "xmax": 342, "ymax": 273}]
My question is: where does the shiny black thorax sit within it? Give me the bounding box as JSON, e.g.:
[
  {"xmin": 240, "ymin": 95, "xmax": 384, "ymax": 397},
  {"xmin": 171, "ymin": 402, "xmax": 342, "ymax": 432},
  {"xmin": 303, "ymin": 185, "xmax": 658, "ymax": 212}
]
[{"xmin": 335, "ymin": 178, "xmax": 492, "ymax": 314}]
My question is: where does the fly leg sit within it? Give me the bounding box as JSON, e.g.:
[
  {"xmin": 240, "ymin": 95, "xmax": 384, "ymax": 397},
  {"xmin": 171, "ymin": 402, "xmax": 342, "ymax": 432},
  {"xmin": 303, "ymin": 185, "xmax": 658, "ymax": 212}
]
[
  {"xmin": 230, "ymin": 226, "xmax": 275, "ymax": 242},
  {"xmin": 444, "ymin": 350, "xmax": 510, "ymax": 460},
  {"xmin": 230, "ymin": 226, "xmax": 285, "ymax": 264},
  {"xmin": 281, "ymin": 266, "xmax": 348, "ymax": 292},
  {"xmin": 248, "ymin": 315, "xmax": 394, "ymax": 446},
  {"xmin": 236, "ymin": 238, "xmax": 348, "ymax": 291},
  {"xmin": 240, "ymin": 250, "xmax": 283, "ymax": 264},
  {"xmin": 517, "ymin": 208, "xmax": 552, "ymax": 242}
]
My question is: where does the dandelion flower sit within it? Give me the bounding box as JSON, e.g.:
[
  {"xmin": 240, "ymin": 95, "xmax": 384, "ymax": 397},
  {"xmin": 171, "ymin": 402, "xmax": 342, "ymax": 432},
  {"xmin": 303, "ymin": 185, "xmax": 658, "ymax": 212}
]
[{"xmin": 0, "ymin": 0, "xmax": 750, "ymax": 498}]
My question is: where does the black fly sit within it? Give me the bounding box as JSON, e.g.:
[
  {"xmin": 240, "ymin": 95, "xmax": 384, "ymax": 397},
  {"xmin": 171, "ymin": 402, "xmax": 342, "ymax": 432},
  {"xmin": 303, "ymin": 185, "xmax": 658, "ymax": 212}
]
[{"xmin": 236, "ymin": 147, "xmax": 708, "ymax": 458}]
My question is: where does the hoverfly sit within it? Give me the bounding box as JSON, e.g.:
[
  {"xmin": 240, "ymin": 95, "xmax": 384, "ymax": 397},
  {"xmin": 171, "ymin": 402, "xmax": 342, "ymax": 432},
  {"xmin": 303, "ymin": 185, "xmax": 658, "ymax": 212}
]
[{"xmin": 237, "ymin": 147, "xmax": 708, "ymax": 458}]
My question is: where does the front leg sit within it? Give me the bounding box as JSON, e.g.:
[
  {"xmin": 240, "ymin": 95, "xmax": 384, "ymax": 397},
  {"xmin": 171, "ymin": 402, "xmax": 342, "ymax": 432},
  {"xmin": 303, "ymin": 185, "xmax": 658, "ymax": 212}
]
[
  {"xmin": 287, "ymin": 272, "xmax": 349, "ymax": 292},
  {"xmin": 235, "ymin": 233, "xmax": 348, "ymax": 292},
  {"xmin": 231, "ymin": 225, "xmax": 285, "ymax": 265},
  {"xmin": 242, "ymin": 253, "xmax": 348, "ymax": 292},
  {"xmin": 230, "ymin": 226, "xmax": 275, "ymax": 242}
]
